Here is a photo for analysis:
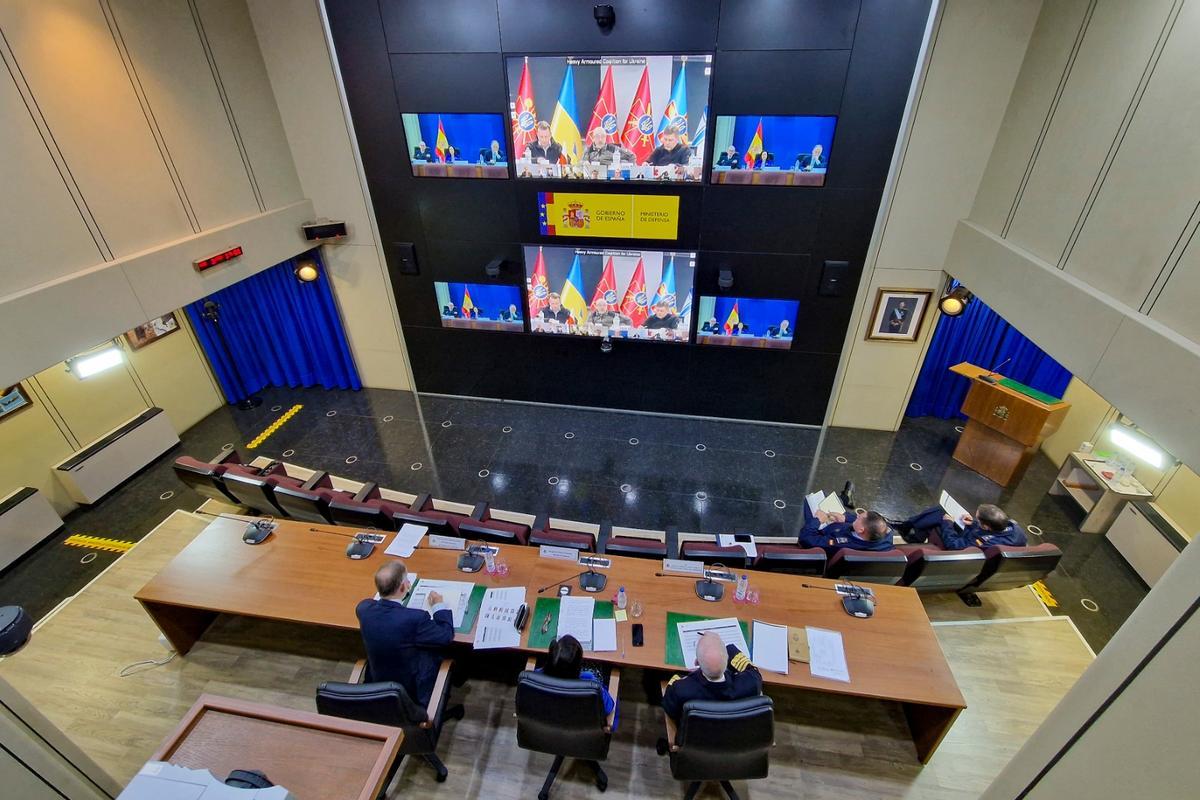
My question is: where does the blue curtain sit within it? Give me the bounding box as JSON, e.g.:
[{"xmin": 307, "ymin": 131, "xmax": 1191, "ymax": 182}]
[
  {"xmin": 906, "ymin": 293, "xmax": 1071, "ymax": 419},
  {"xmin": 186, "ymin": 254, "xmax": 361, "ymax": 403}
]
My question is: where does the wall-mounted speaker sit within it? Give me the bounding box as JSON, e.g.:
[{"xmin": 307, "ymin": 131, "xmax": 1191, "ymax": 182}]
[
  {"xmin": 820, "ymin": 260, "xmax": 849, "ymax": 297},
  {"xmin": 393, "ymin": 242, "xmax": 419, "ymax": 275}
]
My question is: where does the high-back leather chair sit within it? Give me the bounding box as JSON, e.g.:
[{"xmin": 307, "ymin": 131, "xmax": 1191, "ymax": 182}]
[
  {"xmin": 219, "ymin": 462, "xmax": 305, "ymax": 517},
  {"xmin": 899, "ymin": 545, "xmax": 987, "ymax": 592},
  {"xmin": 824, "ymin": 548, "xmax": 908, "ymax": 584},
  {"xmin": 966, "ymin": 544, "xmax": 1063, "ymax": 593},
  {"xmin": 662, "ymin": 696, "xmax": 774, "ymax": 800},
  {"xmin": 515, "ymin": 669, "xmax": 618, "ymax": 800},
  {"xmin": 316, "ymin": 658, "xmax": 462, "ymax": 791},
  {"xmin": 327, "ymin": 484, "xmax": 393, "ymax": 530},
  {"xmin": 753, "ymin": 545, "xmax": 826, "ymax": 576},
  {"xmin": 678, "ymin": 539, "xmax": 749, "ymax": 569}
]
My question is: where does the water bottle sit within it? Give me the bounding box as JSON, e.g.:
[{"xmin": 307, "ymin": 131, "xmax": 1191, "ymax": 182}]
[
  {"xmin": 484, "ymin": 548, "xmax": 496, "ymax": 573},
  {"xmin": 735, "ymin": 574, "xmax": 749, "ymax": 602},
  {"xmin": 616, "ymin": 586, "xmax": 627, "ymax": 610}
]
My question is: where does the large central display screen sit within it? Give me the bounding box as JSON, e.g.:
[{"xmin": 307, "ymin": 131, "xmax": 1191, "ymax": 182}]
[
  {"xmin": 524, "ymin": 245, "xmax": 695, "ymax": 342},
  {"xmin": 507, "ymin": 55, "xmax": 712, "ymax": 182},
  {"xmin": 710, "ymin": 115, "xmax": 837, "ymax": 186}
]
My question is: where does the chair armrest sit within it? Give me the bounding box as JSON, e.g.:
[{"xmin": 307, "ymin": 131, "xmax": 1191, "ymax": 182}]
[
  {"xmin": 301, "ymin": 470, "xmax": 328, "ymax": 491},
  {"xmin": 603, "ymin": 667, "xmax": 621, "ymax": 733},
  {"xmin": 423, "ymin": 659, "xmax": 454, "ymax": 729},
  {"xmin": 214, "ymin": 449, "xmax": 242, "ymax": 465},
  {"xmin": 660, "ymin": 680, "xmax": 679, "ymax": 751},
  {"xmin": 532, "ymin": 512, "xmax": 549, "ymax": 533},
  {"xmin": 353, "ymin": 482, "xmax": 379, "ymax": 502},
  {"xmin": 597, "ymin": 520, "xmax": 613, "ymax": 554},
  {"xmin": 410, "ymin": 493, "xmax": 432, "ymax": 512},
  {"xmin": 471, "ymin": 501, "xmax": 488, "ymax": 521},
  {"xmin": 349, "ymin": 659, "xmax": 368, "ymax": 684}
]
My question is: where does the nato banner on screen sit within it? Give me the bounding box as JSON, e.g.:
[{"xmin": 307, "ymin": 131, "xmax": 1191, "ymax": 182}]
[
  {"xmin": 508, "ymin": 55, "xmax": 712, "ymax": 182},
  {"xmin": 402, "ymin": 113, "xmax": 509, "ymax": 179},
  {"xmin": 710, "ymin": 115, "xmax": 837, "ymax": 186},
  {"xmin": 524, "ymin": 245, "xmax": 695, "ymax": 342},
  {"xmin": 435, "ymin": 282, "xmax": 524, "ymax": 331},
  {"xmin": 696, "ymin": 296, "xmax": 799, "ymax": 349}
]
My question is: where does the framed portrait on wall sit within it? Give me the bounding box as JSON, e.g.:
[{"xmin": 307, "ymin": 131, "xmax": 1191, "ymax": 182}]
[
  {"xmin": 866, "ymin": 289, "xmax": 932, "ymax": 342},
  {"xmin": 125, "ymin": 312, "xmax": 180, "ymax": 350},
  {"xmin": 0, "ymin": 384, "xmax": 31, "ymax": 422}
]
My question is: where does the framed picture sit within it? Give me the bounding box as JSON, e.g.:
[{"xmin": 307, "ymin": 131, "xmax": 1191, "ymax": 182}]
[
  {"xmin": 0, "ymin": 383, "xmax": 32, "ymax": 422},
  {"xmin": 866, "ymin": 289, "xmax": 932, "ymax": 342},
  {"xmin": 125, "ymin": 312, "xmax": 180, "ymax": 350}
]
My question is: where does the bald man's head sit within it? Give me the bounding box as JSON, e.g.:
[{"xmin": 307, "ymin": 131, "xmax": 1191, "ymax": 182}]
[{"xmin": 696, "ymin": 632, "xmax": 728, "ymax": 680}]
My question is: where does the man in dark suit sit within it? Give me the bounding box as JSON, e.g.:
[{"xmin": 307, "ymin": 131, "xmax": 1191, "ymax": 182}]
[
  {"xmin": 441, "ymin": 302, "xmax": 457, "ymax": 317},
  {"xmin": 501, "ymin": 303, "xmax": 521, "ymax": 322},
  {"xmin": 356, "ymin": 561, "xmax": 454, "ymax": 705},
  {"xmin": 766, "ymin": 320, "xmax": 792, "ymax": 338},
  {"xmin": 798, "ymin": 505, "xmax": 894, "ymax": 557},
  {"xmin": 895, "ymin": 503, "xmax": 1027, "ymax": 550},
  {"xmin": 716, "ymin": 146, "xmax": 740, "ymax": 167},
  {"xmin": 413, "ymin": 141, "xmax": 435, "ymax": 162},
  {"xmin": 481, "ymin": 140, "xmax": 505, "ymax": 164},
  {"xmin": 794, "ymin": 144, "xmax": 826, "ymax": 171},
  {"xmin": 700, "ymin": 317, "xmax": 721, "ymax": 333},
  {"xmin": 646, "ymin": 126, "xmax": 691, "ymax": 167},
  {"xmin": 525, "ymin": 121, "xmax": 563, "ymax": 163}
]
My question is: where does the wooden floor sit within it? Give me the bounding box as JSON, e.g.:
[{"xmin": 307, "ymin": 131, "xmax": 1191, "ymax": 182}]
[{"xmin": 0, "ymin": 511, "xmax": 1094, "ymax": 799}]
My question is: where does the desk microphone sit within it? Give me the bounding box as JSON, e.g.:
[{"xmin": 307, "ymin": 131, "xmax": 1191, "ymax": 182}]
[
  {"xmin": 978, "ymin": 357, "xmax": 1011, "ymax": 384},
  {"xmin": 802, "ymin": 583, "xmax": 875, "ymax": 618},
  {"xmin": 537, "ymin": 569, "xmax": 607, "ymax": 594}
]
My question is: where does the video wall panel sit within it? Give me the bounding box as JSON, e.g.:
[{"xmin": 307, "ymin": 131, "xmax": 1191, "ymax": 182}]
[
  {"xmin": 402, "ymin": 113, "xmax": 509, "ymax": 178},
  {"xmin": 711, "ymin": 115, "xmax": 837, "ymax": 186},
  {"xmin": 434, "ymin": 282, "xmax": 524, "ymax": 332},
  {"xmin": 696, "ymin": 296, "xmax": 798, "ymax": 348}
]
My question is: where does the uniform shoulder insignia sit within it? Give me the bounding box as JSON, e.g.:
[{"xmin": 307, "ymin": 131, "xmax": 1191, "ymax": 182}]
[
  {"xmin": 730, "ymin": 653, "xmax": 750, "ymax": 672},
  {"xmin": 667, "ymin": 674, "xmax": 683, "ymax": 686}
]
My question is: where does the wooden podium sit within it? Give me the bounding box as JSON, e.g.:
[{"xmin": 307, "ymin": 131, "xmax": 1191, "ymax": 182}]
[{"xmin": 949, "ymin": 362, "xmax": 1071, "ymax": 486}]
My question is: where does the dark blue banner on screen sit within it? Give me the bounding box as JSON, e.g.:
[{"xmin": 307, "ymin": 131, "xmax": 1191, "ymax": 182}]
[
  {"xmin": 434, "ymin": 282, "xmax": 524, "ymax": 332},
  {"xmin": 711, "ymin": 115, "xmax": 837, "ymax": 186},
  {"xmin": 402, "ymin": 113, "xmax": 508, "ymax": 178},
  {"xmin": 696, "ymin": 296, "xmax": 798, "ymax": 349}
]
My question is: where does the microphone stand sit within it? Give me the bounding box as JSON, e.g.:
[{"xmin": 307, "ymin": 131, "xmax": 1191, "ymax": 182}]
[{"xmin": 201, "ymin": 300, "xmax": 262, "ymax": 410}]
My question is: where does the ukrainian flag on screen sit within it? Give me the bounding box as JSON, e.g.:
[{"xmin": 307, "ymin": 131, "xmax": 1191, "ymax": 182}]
[
  {"xmin": 550, "ymin": 66, "xmax": 583, "ymax": 164},
  {"xmin": 561, "ymin": 255, "xmax": 588, "ymax": 323}
]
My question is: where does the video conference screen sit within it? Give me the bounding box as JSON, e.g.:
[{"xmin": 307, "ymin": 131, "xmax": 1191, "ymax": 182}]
[
  {"xmin": 695, "ymin": 296, "xmax": 799, "ymax": 349},
  {"xmin": 710, "ymin": 115, "xmax": 837, "ymax": 186},
  {"xmin": 402, "ymin": 113, "xmax": 509, "ymax": 178},
  {"xmin": 435, "ymin": 282, "xmax": 524, "ymax": 331},
  {"xmin": 507, "ymin": 55, "xmax": 712, "ymax": 182},
  {"xmin": 524, "ymin": 245, "xmax": 695, "ymax": 342}
]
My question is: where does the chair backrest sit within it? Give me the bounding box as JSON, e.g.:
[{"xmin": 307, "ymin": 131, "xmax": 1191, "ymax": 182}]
[
  {"xmin": 327, "ymin": 497, "xmax": 391, "ymax": 531},
  {"xmin": 679, "ymin": 540, "xmax": 749, "ymax": 569},
  {"xmin": 391, "ymin": 509, "xmax": 457, "ymax": 537},
  {"xmin": 514, "ymin": 671, "xmax": 611, "ymax": 761},
  {"xmin": 315, "ymin": 680, "xmax": 433, "ymax": 755},
  {"xmin": 220, "ymin": 468, "xmax": 284, "ymax": 515},
  {"xmin": 971, "ymin": 544, "xmax": 1063, "ymax": 592},
  {"xmin": 900, "ymin": 546, "xmax": 986, "ymax": 592},
  {"xmin": 459, "ymin": 520, "xmax": 525, "ymax": 546},
  {"xmin": 824, "ymin": 549, "xmax": 909, "ymax": 584},
  {"xmin": 272, "ymin": 485, "xmax": 332, "ymax": 524},
  {"xmin": 173, "ymin": 457, "xmax": 238, "ymax": 504},
  {"xmin": 603, "ymin": 536, "xmax": 668, "ymax": 560},
  {"xmin": 672, "ymin": 696, "xmax": 774, "ymax": 782},
  {"xmin": 753, "ymin": 546, "xmax": 826, "ymax": 576}
]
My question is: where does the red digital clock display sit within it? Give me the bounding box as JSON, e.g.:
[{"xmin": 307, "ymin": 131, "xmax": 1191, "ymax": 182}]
[{"xmin": 194, "ymin": 246, "xmax": 244, "ymax": 272}]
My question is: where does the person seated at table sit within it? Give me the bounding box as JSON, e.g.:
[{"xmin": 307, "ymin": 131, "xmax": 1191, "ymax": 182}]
[
  {"xmin": 412, "ymin": 140, "xmax": 435, "ymax": 162},
  {"xmin": 794, "ymin": 144, "xmax": 826, "ymax": 171},
  {"xmin": 501, "ymin": 303, "xmax": 521, "ymax": 322},
  {"xmin": 539, "ymin": 292, "xmax": 571, "ymax": 324},
  {"xmin": 730, "ymin": 321, "xmax": 749, "ymax": 336},
  {"xmin": 581, "ymin": 127, "xmax": 634, "ymax": 166},
  {"xmin": 766, "ymin": 320, "xmax": 792, "ymax": 338},
  {"xmin": 700, "ymin": 317, "xmax": 721, "ymax": 333},
  {"xmin": 441, "ymin": 302, "xmax": 457, "ymax": 317},
  {"xmin": 480, "ymin": 140, "xmax": 505, "ymax": 164},
  {"xmin": 753, "ymin": 151, "xmax": 774, "ymax": 169},
  {"xmin": 716, "ymin": 146, "xmax": 740, "ymax": 167},
  {"xmin": 525, "ymin": 121, "xmax": 563, "ymax": 164},
  {"xmin": 356, "ymin": 561, "xmax": 454, "ymax": 706},
  {"xmin": 443, "ymin": 144, "xmax": 460, "ymax": 163},
  {"xmin": 894, "ymin": 503, "xmax": 1027, "ymax": 550},
  {"xmin": 589, "ymin": 298, "xmax": 631, "ymax": 329},
  {"xmin": 646, "ymin": 125, "xmax": 691, "ymax": 167},
  {"xmin": 539, "ymin": 635, "xmax": 618, "ymax": 730},
  {"xmin": 642, "ymin": 300, "xmax": 679, "ymax": 334},
  {"xmin": 798, "ymin": 502, "xmax": 895, "ymax": 556},
  {"xmin": 661, "ymin": 632, "xmax": 762, "ymax": 722}
]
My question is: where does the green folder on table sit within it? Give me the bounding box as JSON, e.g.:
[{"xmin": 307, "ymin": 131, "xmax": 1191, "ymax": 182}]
[
  {"xmin": 664, "ymin": 612, "xmax": 752, "ymax": 668},
  {"xmin": 526, "ymin": 596, "xmax": 615, "ymax": 649},
  {"xmin": 997, "ymin": 377, "xmax": 1061, "ymax": 405}
]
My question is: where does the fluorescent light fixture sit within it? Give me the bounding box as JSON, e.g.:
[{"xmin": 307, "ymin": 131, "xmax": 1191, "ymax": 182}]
[
  {"xmin": 69, "ymin": 345, "xmax": 123, "ymax": 379},
  {"xmin": 1108, "ymin": 426, "xmax": 1164, "ymax": 468}
]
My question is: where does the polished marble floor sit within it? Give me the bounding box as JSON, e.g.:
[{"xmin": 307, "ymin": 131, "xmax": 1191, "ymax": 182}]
[{"xmin": 0, "ymin": 387, "xmax": 1148, "ymax": 650}]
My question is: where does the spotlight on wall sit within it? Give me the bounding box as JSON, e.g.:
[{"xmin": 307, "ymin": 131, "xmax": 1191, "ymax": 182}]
[
  {"xmin": 294, "ymin": 260, "xmax": 320, "ymax": 283},
  {"xmin": 67, "ymin": 342, "xmax": 124, "ymax": 380},
  {"xmin": 484, "ymin": 257, "xmax": 505, "ymax": 279},
  {"xmin": 938, "ymin": 284, "xmax": 972, "ymax": 317},
  {"xmin": 594, "ymin": 4, "xmax": 615, "ymax": 30},
  {"xmin": 718, "ymin": 269, "xmax": 734, "ymax": 290}
]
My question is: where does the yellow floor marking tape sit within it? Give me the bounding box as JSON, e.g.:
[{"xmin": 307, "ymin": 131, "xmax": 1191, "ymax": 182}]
[
  {"xmin": 1032, "ymin": 580, "xmax": 1059, "ymax": 608},
  {"xmin": 246, "ymin": 404, "xmax": 303, "ymax": 450},
  {"xmin": 63, "ymin": 534, "xmax": 134, "ymax": 553}
]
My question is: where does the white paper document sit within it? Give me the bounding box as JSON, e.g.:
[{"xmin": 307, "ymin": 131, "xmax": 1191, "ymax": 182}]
[
  {"xmin": 806, "ymin": 626, "xmax": 850, "ymax": 682},
  {"xmin": 557, "ymin": 596, "xmax": 596, "ymax": 650},
  {"xmin": 751, "ymin": 621, "xmax": 789, "ymax": 674},
  {"xmin": 407, "ymin": 578, "xmax": 474, "ymax": 627},
  {"xmin": 592, "ymin": 618, "xmax": 617, "ymax": 652},
  {"xmin": 819, "ymin": 493, "xmax": 847, "ymax": 514},
  {"xmin": 939, "ymin": 490, "xmax": 971, "ymax": 529},
  {"xmin": 385, "ymin": 523, "xmax": 428, "ymax": 557},
  {"xmin": 474, "ymin": 586, "xmax": 526, "ymax": 650},
  {"xmin": 677, "ymin": 617, "xmax": 750, "ymax": 669},
  {"xmin": 717, "ymin": 534, "xmax": 757, "ymax": 559}
]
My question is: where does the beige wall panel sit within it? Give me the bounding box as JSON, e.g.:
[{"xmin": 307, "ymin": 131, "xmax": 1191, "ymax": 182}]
[
  {"xmin": 831, "ymin": 384, "xmax": 915, "ymax": 432},
  {"xmin": 0, "ymin": 396, "xmax": 77, "ymax": 516},
  {"xmin": 1039, "ymin": 377, "xmax": 1112, "ymax": 467},
  {"xmin": 0, "ymin": 0, "xmax": 193, "ymax": 255},
  {"xmin": 108, "ymin": 0, "xmax": 259, "ymax": 229},
  {"xmin": 1062, "ymin": 1, "xmax": 1200, "ymax": 307},
  {"xmin": 879, "ymin": 0, "xmax": 1040, "ymax": 271},
  {"xmin": 194, "ymin": 0, "xmax": 303, "ymax": 211},
  {"xmin": 1005, "ymin": 0, "xmax": 1175, "ymax": 264},
  {"xmin": 1155, "ymin": 466, "xmax": 1200, "ymax": 539},
  {"xmin": 0, "ymin": 66, "xmax": 102, "ymax": 293},
  {"xmin": 125, "ymin": 315, "xmax": 223, "ymax": 433},
  {"xmin": 33, "ymin": 360, "xmax": 148, "ymax": 448},
  {"xmin": 970, "ymin": 0, "xmax": 1092, "ymax": 233},
  {"xmin": 1147, "ymin": 232, "xmax": 1200, "ymax": 346},
  {"xmin": 323, "ymin": 243, "xmax": 402, "ymax": 341}
]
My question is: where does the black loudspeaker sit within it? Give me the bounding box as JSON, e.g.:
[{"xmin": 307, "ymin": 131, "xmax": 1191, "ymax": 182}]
[
  {"xmin": 819, "ymin": 260, "xmax": 850, "ymax": 297},
  {"xmin": 393, "ymin": 242, "xmax": 419, "ymax": 275},
  {"xmin": 0, "ymin": 606, "xmax": 32, "ymax": 655}
]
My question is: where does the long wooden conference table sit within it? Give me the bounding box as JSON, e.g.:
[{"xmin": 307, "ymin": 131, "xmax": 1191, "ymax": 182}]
[{"xmin": 136, "ymin": 516, "xmax": 965, "ymax": 763}]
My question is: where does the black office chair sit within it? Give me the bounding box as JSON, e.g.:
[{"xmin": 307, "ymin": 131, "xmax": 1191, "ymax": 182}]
[
  {"xmin": 660, "ymin": 696, "xmax": 774, "ymax": 800},
  {"xmin": 316, "ymin": 659, "xmax": 463, "ymax": 794},
  {"xmin": 515, "ymin": 668, "xmax": 619, "ymax": 800}
]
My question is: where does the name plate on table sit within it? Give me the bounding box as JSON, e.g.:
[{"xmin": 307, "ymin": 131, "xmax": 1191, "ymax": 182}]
[
  {"xmin": 578, "ymin": 555, "xmax": 610, "ymax": 569},
  {"xmin": 662, "ymin": 559, "xmax": 705, "ymax": 576},
  {"xmin": 429, "ymin": 535, "xmax": 466, "ymax": 550},
  {"xmin": 539, "ymin": 545, "xmax": 579, "ymax": 562}
]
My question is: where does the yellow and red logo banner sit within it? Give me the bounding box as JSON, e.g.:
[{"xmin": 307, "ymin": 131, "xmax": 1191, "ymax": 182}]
[{"xmin": 537, "ymin": 192, "xmax": 679, "ymax": 240}]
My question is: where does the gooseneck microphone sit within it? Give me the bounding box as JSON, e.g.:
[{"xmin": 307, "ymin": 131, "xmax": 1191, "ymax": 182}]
[
  {"xmin": 978, "ymin": 357, "xmax": 1011, "ymax": 384},
  {"xmin": 537, "ymin": 569, "xmax": 607, "ymax": 594}
]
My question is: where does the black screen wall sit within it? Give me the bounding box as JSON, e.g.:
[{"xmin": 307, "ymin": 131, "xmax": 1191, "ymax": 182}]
[{"xmin": 325, "ymin": 0, "xmax": 932, "ymax": 425}]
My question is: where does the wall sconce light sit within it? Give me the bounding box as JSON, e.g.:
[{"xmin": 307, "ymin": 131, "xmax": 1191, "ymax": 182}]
[{"xmin": 294, "ymin": 260, "xmax": 320, "ymax": 283}]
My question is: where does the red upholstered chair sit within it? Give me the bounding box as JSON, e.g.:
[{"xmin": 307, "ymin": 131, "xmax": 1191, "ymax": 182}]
[
  {"xmin": 897, "ymin": 545, "xmax": 986, "ymax": 592},
  {"xmin": 328, "ymin": 483, "xmax": 393, "ymax": 530},
  {"xmin": 753, "ymin": 545, "xmax": 826, "ymax": 577},
  {"xmin": 678, "ymin": 539, "xmax": 749, "ymax": 569},
  {"xmin": 823, "ymin": 549, "xmax": 909, "ymax": 585},
  {"xmin": 597, "ymin": 524, "xmax": 669, "ymax": 560},
  {"xmin": 173, "ymin": 455, "xmax": 240, "ymax": 504},
  {"xmin": 965, "ymin": 544, "xmax": 1063, "ymax": 594},
  {"xmin": 219, "ymin": 461, "xmax": 306, "ymax": 517},
  {"xmin": 273, "ymin": 472, "xmax": 355, "ymax": 525},
  {"xmin": 458, "ymin": 506, "xmax": 531, "ymax": 546},
  {"xmin": 529, "ymin": 515, "xmax": 596, "ymax": 552}
]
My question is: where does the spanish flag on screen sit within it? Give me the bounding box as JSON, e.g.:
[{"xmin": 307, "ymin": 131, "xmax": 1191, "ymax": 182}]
[
  {"xmin": 550, "ymin": 66, "xmax": 583, "ymax": 164},
  {"xmin": 723, "ymin": 300, "xmax": 741, "ymax": 334},
  {"xmin": 435, "ymin": 116, "xmax": 450, "ymax": 163},
  {"xmin": 561, "ymin": 255, "xmax": 589, "ymax": 324},
  {"xmin": 743, "ymin": 118, "xmax": 763, "ymax": 167},
  {"xmin": 460, "ymin": 287, "xmax": 476, "ymax": 318}
]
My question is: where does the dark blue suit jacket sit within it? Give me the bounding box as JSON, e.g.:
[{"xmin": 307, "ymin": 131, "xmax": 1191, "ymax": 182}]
[
  {"xmin": 799, "ymin": 512, "xmax": 895, "ymax": 556},
  {"xmin": 356, "ymin": 598, "xmax": 455, "ymax": 705},
  {"xmin": 940, "ymin": 521, "xmax": 1027, "ymax": 551}
]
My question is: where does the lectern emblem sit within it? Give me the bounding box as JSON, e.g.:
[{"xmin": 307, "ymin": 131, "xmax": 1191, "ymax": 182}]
[{"xmin": 992, "ymin": 405, "xmax": 1010, "ymax": 420}]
